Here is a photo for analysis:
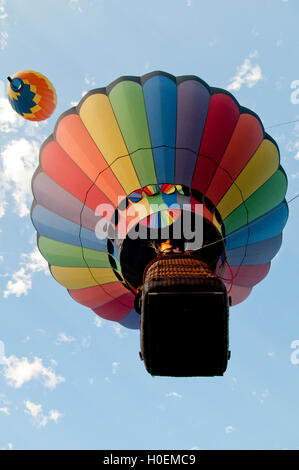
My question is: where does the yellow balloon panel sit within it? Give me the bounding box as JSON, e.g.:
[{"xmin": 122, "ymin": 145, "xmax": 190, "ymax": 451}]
[
  {"xmin": 50, "ymin": 266, "xmax": 118, "ymax": 289},
  {"xmin": 79, "ymin": 94, "xmax": 140, "ymax": 194},
  {"xmin": 216, "ymin": 139, "xmax": 279, "ymax": 219}
]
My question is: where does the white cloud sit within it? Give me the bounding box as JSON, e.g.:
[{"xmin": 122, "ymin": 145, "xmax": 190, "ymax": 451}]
[
  {"xmin": 0, "ymin": 31, "xmax": 8, "ymax": 50},
  {"xmin": 49, "ymin": 409, "xmax": 62, "ymax": 424},
  {"xmin": 0, "ymin": 442, "xmax": 13, "ymax": 450},
  {"xmin": 3, "ymin": 268, "xmax": 32, "ymax": 298},
  {"xmin": 2, "ymin": 355, "xmax": 65, "ymax": 389},
  {"xmin": 227, "ymin": 52, "xmax": 263, "ymax": 91},
  {"xmin": 0, "ymin": 97, "xmax": 45, "ymax": 135},
  {"xmin": 0, "ymin": 80, "xmax": 6, "ymax": 100},
  {"xmin": 0, "ymin": 340, "xmax": 5, "ymax": 364},
  {"xmin": 84, "ymin": 75, "xmax": 96, "ymax": 87},
  {"xmin": 111, "ymin": 324, "xmax": 126, "ymax": 338},
  {"xmin": 252, "ymin": 389, "xmax": 269, "ymax": 404},
  {"xmin": 57, "ymin": 332, "xmax": 75, "ymax": 343},
  {"xmin": 260, "ymin": 389, "xmax": 269, "ymax": 403},
  {"xmin": 0, "ymin": 1, "xmax": 8, "ymax": 50},
  {"xmin": 81, "ymin": 335, "xmax": 91, "ymax": 349},
  {"xmin": 225, "ymin": 425, "xmax": 234, "ymax": 434},
  {"xmin": 0, "ymin": 98, "xmax": 24, "ymax": 133},
  {"xmin": 249, "ymin": 50, "xmax": 259, "ymax": 59},
  {"xmin": 112, "ymin": 361, "xmax": 120, "ymax": 374},
  {"xmin": 186, "ymin": 0, "xmax": 192, "ymax": 6},
  {"xmin": 251, "ymin": 27, "xmax": 259, "ymax": 37},
  {"xmin": 69, "ymin": 0, "xmax": 83, "ymax": 13},
  {"xmin": 0, "ymin": 406, "xmax": 9, "ymax": 415},
  {"xmin": 94, "ymin": 315, "xmax": 103, "ymax": 328},
  {"xmin": 25, "ymin": 400, "xmax": 41, "ymax": 418},
  {"xmin": 40, "ymin": 366, "xmax": 65, "ymax": 389},
  {"xmin": 70, "ymin": 89, "xmax": 89, "ymax": 107},
  {"xmin": 0, "ymin": 201, "xmax": 5, "ymax": 218},
  {"xmin": 294, "ymin": 142, "xmax": 299, "ymax": 160},
  {"xmin": 291, "ymin": 172, "xmax": 299, "ymax": 179},
  {"xmin": 0, "ymin": 0, "xmax": 7, "ymax": 20},
  {"xmin": 166, "ymin": 392, "xmax": 182, "ymax": 399},
  {"xmin": 25, "ymin": 400, "xmax": 62, "ymax": 427},
  {"xmin": 287, "ymin": 123, "xmax": 299, "ymax": 160},
  {"xmin": 231, "ymin": 376, "xmax": 238, "ymax": 391},
  {"xmin": 0, "ymin": 138, "xmax": 40, "ymax": 218},
  {"xmin": 94, "ymin": 316, "xmax": 103, "ymax": 328},
  {"xmin": 3, "ymin": 247, "xmax": 48, "ymax": 298},
  {"xmin": 21, "ymin": 247, "xmax": 48, "ymax": 273}
]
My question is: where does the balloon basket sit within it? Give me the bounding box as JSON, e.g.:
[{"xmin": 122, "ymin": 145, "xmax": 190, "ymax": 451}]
[{"xmin": 139, "ymin": 254, "xmax": 230, "ymax": 377}]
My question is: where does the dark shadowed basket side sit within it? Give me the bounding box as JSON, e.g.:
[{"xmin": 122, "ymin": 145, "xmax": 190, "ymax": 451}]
[{"xmin": 140, "ymin": 254, "xmax": 229, "ymax": 377}]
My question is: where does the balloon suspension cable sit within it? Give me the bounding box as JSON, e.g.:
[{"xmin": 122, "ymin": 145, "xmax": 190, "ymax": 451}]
[
  {"xmin": 266, "ymin": 118, "xmax": 299, "ymax": 130},
  {"xmin": 202, "ymin": 192, "xmax": 299, "ymax": 253},
  {"xmin": 223, "ymin": 260, "xmax": 234, "ymax": 294}
]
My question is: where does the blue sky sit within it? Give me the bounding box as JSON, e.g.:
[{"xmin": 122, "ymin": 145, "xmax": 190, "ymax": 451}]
[{"xmin": 0, "ymin": 0, "xmax": 299, "ymax": 450}]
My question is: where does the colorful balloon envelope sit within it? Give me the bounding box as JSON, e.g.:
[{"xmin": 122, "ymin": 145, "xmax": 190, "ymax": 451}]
[
  {"xmin": 7, "ymin": 70, "xmax": 57, "ymax": 121},
  {"xmin": 31, "ymin": 71, "xmax": 289, "ymax": 330}
]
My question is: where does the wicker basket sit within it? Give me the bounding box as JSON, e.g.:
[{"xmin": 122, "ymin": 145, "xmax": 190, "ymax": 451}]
[
  {"xmin": 143, "ymin": 254, "xmax": 221, "ymax": 291},
  {"xmin": 140, "ymin": 254, "xmax": 229, "ymax": 377}
]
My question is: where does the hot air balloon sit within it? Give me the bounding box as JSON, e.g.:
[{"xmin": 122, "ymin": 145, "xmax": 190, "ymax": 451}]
[
  {"xmin": 7, "ymin": 70, "xmax": 57, "ymax": 121},
  {"xmin": 31, "ymin": 71, "xmax": 288, "ymax": 377}
]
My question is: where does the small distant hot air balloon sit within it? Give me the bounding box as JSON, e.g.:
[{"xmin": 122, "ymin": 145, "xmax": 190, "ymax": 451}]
[{"xmin": 7, "ymin": 70, "xmax": 57, "ymax": 121}]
